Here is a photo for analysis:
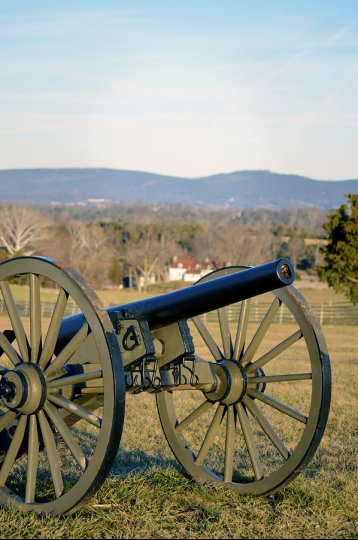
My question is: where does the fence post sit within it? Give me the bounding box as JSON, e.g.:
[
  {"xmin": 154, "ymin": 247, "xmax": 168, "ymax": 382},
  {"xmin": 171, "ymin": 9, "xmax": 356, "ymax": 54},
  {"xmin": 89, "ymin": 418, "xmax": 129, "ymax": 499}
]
[{"xmin": 320, "ymin": 303, "xmax": 324, "ymax": 325}]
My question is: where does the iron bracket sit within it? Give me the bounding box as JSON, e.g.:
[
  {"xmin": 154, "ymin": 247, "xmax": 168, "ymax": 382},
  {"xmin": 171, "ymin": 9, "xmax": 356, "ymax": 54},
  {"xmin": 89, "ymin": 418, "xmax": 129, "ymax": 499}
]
[{"xmin": 109, "ymin": 309, "xmax": 160, "ymax": 391}]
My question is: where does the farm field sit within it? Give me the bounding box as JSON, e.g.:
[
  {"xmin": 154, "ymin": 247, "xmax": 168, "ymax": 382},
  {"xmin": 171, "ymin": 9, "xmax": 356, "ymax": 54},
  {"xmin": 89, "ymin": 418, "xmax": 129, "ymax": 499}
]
[{"xmin": 0, "ymin": 282, "xmax": 356, "ymax": 538}]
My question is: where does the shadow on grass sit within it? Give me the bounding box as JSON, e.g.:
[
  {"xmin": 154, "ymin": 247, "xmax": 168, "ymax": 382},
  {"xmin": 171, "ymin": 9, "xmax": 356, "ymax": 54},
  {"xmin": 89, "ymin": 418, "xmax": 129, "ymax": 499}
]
[
  {"xmin": 77, "ymin": 427, "xmax": 330, "ymax": 488},
  {"xmin": 76, "ymin": 427, "xmax": 180, "ymax": 478},
  {"xmin": 110, "ymin": 447, "xmax": 180, "ymax": 477}
]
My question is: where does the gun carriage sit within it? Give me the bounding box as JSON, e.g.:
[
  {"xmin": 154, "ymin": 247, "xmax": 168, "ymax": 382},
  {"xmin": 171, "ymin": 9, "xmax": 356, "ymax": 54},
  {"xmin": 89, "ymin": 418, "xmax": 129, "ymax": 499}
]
[{"xmin": 0, "ymin": 256, "xmax": 331, "ymax": 514}]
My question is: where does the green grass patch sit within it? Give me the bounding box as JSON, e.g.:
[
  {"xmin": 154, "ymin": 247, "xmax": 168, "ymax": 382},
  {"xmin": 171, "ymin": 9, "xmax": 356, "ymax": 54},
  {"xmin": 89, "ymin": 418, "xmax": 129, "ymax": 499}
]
[{"xmin": 0, "ymin": 465, "xmax": 356, "ymax": 538}]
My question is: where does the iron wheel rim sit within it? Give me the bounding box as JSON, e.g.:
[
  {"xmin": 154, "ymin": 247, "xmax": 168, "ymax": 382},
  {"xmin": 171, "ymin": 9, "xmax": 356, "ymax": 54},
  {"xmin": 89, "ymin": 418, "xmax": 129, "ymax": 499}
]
[
  {"xmin": 157, "ymin": 267, "xmax": 331, "ymax": 495},
  {"xmin": 0, "ymin": 257, "xmax": 125, "ymax": 514}
]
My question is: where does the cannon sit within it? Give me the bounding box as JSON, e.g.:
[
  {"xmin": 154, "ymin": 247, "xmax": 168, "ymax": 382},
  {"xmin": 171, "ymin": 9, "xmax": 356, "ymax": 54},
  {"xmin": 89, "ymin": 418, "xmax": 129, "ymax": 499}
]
[{"xmin": 0, "ymin": 256, "xmax": 331, "ymax": 514}]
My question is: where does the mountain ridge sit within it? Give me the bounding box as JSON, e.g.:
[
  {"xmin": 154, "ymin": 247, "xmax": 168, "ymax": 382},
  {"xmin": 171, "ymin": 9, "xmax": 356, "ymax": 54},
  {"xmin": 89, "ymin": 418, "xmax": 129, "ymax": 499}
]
[{"xmin": 0, "ymin": 168, "xmax": 356, "ymax": 209}]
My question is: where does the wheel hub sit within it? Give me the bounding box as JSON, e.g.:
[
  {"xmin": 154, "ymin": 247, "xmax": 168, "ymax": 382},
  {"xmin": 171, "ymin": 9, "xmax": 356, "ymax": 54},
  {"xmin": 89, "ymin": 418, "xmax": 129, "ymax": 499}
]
[
  {"xmin": 0, "ymin": 364, "xmax": 46, "ymax": 414},
  {"xmin": 204, "ymin": 360, "xmax": 247, "ymax": 405}
]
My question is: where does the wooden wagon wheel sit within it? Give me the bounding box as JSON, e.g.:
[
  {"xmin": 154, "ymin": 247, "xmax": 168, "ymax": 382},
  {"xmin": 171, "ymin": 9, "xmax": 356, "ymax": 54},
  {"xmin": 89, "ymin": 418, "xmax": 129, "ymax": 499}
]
[
  {"xmin": 157, "ymin": 267, "xmax": 331, "ymax": 494},
  {"xmin": 0, "ymin": 257, "xmax": 125, "ymax": 514}
]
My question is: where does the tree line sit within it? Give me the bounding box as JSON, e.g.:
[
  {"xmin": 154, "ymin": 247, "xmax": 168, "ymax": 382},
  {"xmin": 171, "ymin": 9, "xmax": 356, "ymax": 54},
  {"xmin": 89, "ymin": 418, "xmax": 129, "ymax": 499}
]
[{"xmin": 0, "ymin": 198, "xmax": 356, "ymax": 302}]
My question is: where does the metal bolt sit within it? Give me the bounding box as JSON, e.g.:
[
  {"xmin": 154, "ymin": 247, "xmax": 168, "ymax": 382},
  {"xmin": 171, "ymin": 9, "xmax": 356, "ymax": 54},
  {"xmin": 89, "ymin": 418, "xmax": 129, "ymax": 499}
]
[{"xmin": 0, "ymin": 381, "xmax": 15, "ymax": 401}]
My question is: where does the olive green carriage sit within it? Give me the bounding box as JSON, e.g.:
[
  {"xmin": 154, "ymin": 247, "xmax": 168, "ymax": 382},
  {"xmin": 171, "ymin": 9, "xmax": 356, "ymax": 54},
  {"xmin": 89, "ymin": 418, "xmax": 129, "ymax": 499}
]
[{"xmin": 0, "ymin": 256, "xmax": 331, "ymax": 514}]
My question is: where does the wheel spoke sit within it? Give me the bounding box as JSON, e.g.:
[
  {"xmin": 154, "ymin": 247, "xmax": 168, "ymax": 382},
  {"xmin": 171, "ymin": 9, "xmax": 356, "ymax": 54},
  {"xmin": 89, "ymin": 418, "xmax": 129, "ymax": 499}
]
[
  {"xmin": 243, "ymin": 396, "xmax": 290, "ymax": 460},
  {"xmin": 38, "ymin": 288, "xmax": 69, "ymax": 369},
  {"xmin": 0, "ymin": 282, "xmax": 29, "ymax": 362},
  {"xmin": 0, "ymin": 332, "xmax": 22, "ymax": 366},
  {"xmin": 44, "ymin": 323, "xmax": 89, "ymax": 378},
  {"xmin": 175, "ymin": 400, "xmax": 214, "ymax": 433},
  {"xmin": 47, "ymin": 369, "xmax": 103, "ymax": 389},
  {"xmin": 37, "ymin": 410, "xmax": 64, "ymax": 498},
  {"xmin": 248, "ymin": 389, "xmax": 308, "ymax": 424},
  {"xmin": 0, "ymin": 410, "xmax": 17, "ymax": 432},
  {"xmin": 47, "ymin": 393, "xmax": 102, "ymax": 428},
  {"xmin": 218, "ymin": 308, "xmax": 232, "ymax": 359},
  {"xmin": 196, "ymin": 404, "xmax": 225, "ymax": 465},
  {"xmin": 246, "ymin": 330, "xmax": 303, "ymax": 374},
  {"xmin": 233, "ymin": 299, "xmax": 251, "ymax": 361},
  {"xmin": 192, "ymin": 316, "xmax": 223, "ymax": 361},
  {"xmin": 44, "ymin": 402, "xmax": 87, "ymax": 471},
  {"xmin": 241, "ymin": 298, "xmax": 281, "ymax": 365},
  {"xmin": 224, "ymin": 405, "xmax": 235, "ymax": 483},
  {"xmin": 25, "ymin": 415, "xmax": 39, "ymax": 504},
  {"xmin": 236, "ymin": 402, "xmax": 263, "ymax": 481},
  {"xmin": 248, "ymin": 372, "xmax": 312, "ymax": 384},
  {"xmin": 30, "ymin": 274, "xmax": 42, "ymax": 363},
  {"xmin": 0, "ymin": 415, "xmax": 27, "ymax": 486}
]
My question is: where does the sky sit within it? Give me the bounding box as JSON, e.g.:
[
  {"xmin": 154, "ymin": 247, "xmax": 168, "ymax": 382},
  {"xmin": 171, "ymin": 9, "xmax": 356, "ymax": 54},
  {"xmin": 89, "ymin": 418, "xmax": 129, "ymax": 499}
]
[{"xmin": 0, "ymin": 0, "xmax": 357, "ymax": 180}]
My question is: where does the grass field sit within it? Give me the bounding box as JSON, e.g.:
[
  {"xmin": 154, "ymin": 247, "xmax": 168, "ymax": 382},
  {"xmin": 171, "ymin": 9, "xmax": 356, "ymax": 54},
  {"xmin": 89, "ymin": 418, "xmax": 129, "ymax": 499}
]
[{"xmin": 0, "ymin": 283, "xmax": 357, "ymax": 538}]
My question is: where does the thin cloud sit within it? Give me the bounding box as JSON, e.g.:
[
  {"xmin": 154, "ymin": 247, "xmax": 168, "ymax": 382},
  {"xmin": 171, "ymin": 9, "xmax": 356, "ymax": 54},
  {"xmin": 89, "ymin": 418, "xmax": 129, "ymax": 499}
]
[{"xmin": 329, "ymin": 21, "xmax": 357, "ymax": 43}]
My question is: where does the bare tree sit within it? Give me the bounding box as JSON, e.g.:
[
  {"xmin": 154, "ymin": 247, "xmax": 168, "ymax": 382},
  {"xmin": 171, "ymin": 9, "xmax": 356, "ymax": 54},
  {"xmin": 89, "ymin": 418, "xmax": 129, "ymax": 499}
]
[
  {"xmin": 285, "ymin": 236, "xmax": 306, "ymax": 268},
  {"xmin": 0, "ymin": 205, "xmax": 47, "ymax": 257},
  {"xmin": 192, "ymin": 224, "xmax": 280, "ymax": 267},
  {"xmin": 66, "ymin": 221, "xmax": 114, "ymax": 287},
  {"xmin": 123, "ymin": 227, "xmax": 160, "ymax": 292}
]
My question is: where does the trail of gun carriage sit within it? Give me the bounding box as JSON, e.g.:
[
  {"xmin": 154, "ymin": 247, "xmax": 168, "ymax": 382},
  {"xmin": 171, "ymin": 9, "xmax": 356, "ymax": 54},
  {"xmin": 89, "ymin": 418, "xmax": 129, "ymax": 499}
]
[{"xmin": 0, "ymin": 200, "xmax": 356, "ymax": 539}]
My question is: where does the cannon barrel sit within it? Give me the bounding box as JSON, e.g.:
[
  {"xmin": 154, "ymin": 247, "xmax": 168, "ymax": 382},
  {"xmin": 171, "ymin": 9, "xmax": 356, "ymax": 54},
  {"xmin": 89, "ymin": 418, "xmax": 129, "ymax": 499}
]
[
  {"xmin": 56, "ymin": 259, "xmax": 294, "ymax": 348},
  {"xmin": 112, "ymin": 258, "xmax": 294, "ymax": 329}
]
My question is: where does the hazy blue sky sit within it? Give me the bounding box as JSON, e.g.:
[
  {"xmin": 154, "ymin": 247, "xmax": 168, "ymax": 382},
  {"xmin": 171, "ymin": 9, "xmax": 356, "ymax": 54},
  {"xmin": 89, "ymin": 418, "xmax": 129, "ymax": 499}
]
[{"xmin": 1, "ymin": 1, "xmax": 357, "ymax": 179}]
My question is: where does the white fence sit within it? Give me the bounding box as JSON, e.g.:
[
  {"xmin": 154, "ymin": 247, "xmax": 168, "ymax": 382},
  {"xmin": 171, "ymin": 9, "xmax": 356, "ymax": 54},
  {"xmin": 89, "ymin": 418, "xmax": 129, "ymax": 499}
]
[
  {"xmin": 201, "ymin": 302, "xmax": 358, "ymax": 326},
  {"xmin": 0, "ymin": 299, "xmax": 80, "ymax": 319},
  {"xmin": 0, "ymin": 299, "xmax": 357, "ymax": 326}
]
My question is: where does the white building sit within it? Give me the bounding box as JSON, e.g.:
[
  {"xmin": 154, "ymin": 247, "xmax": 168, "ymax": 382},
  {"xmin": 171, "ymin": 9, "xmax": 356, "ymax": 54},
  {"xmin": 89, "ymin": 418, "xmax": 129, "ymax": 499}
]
[{"xmin": 167, "ymin": 257, "xmax": 217, "ymax": 282}]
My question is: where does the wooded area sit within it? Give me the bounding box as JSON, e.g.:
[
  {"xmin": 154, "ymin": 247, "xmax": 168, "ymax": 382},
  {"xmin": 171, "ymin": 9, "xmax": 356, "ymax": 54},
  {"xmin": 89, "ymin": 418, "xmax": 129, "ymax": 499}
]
[{"xmin": 0, "ymin": 202, "xmax": 334, "ymax": 291}]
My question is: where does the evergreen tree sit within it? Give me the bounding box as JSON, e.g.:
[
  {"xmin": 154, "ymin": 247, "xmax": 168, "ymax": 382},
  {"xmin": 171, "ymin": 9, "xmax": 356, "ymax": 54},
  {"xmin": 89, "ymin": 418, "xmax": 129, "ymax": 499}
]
[{"xmin": 318, "ymin": 194, "xmax": 358, "ymax": 303}]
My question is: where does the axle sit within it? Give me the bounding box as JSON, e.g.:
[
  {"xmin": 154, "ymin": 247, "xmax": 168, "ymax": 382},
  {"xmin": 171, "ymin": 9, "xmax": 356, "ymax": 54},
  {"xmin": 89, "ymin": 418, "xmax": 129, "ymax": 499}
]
[{"xmin": 57, "ymin": 259, "xmax": 294, "ymax": 349}]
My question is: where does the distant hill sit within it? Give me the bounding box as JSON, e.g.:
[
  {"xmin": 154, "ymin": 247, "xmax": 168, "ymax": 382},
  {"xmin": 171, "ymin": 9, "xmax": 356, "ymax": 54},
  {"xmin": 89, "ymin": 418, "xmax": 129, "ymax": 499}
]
[{"xmin": 0, "ymin": 168, "xmax": 356, "ymax": 209}]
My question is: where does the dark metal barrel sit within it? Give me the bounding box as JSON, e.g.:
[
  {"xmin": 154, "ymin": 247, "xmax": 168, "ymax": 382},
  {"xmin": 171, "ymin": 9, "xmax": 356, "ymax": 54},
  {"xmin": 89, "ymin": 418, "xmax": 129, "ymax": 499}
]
[
  {"xmin": 56, "ymin": 259, "xmax": 294, "ymax": 348},
  {"xmin": 114, "ymin": 258, "xmax": 294, "ymax": 329}
]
